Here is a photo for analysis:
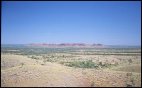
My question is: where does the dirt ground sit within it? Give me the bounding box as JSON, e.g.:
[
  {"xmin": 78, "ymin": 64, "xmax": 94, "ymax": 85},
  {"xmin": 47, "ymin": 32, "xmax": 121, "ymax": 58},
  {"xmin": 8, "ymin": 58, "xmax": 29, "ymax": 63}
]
[{"xmin": 1, "ymin": 54, "xmax": 141, "ymax": 87}]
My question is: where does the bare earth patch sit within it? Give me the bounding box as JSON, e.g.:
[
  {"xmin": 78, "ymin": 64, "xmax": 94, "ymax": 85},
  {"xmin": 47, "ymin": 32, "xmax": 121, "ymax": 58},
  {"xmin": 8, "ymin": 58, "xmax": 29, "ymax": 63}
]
[{"xmin": 1, "ymin": 54, "xmax": 90, "ymax": 87}]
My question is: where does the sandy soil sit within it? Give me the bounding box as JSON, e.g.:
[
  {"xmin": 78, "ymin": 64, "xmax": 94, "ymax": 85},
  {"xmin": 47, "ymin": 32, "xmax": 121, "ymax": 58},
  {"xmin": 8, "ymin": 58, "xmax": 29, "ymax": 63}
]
[
  {"xmin": 1, "ymin": 54, "xmax": 141, "ymax": 87},
  {"xmin": 1, "ymin": 54, "xmax": 90, "ymax": 87}
]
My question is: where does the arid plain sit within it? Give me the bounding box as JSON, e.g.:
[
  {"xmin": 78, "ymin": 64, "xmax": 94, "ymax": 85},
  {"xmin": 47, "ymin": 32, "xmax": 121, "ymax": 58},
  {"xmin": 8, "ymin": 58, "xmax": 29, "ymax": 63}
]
[{"xmin": 1, "ymin": 45, "xmax": 141, "ymax": 87}]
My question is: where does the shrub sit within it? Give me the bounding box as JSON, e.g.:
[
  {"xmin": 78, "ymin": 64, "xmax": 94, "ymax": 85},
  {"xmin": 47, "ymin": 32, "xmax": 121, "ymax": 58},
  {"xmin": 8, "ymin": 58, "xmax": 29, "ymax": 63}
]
[
  {"xmin": 46, "ymin": 58, "xmax": 57, "ymax": 62},
  {"xmin": 67, "ymin": 60, "xmax": 98, "ymax": 68},
  {"xmin": 30, "ymin": 56, "xmax": 39, "ymax": 59},
  {"xmin": 51, "ymin": 55, "xmax": 54, "ymax": 58},
  {"xmin": 128, "ymin": 59, "xmax": 132, "ymax": 64},
  {"xmin": 91, "ymin": 81, "xmax": 95, "ymax": 87},
  {"xmin": 59, "ymin": 61, "xmax": 65, "ymax": 64},
  {"xmin": 41, "ymin": 63, "xmax": 45, "ymax": 65},
  {"xmin": 98, "ymin": 62, "xmax": 115, "ymax": 68}
]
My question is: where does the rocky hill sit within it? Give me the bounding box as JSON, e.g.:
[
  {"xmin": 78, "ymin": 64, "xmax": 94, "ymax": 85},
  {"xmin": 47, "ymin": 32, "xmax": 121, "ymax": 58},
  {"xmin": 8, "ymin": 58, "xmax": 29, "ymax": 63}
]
[{"xmin": 29, "ymin": 43, "xmax": 104, "ymax": 48}]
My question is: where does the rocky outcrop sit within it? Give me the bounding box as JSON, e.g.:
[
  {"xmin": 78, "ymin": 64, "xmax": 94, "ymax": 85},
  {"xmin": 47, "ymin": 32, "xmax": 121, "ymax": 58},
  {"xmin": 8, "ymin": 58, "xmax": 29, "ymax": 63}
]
[{"xmin": 29, "ymin": 43, "xmax": 104, "ymax": 47}]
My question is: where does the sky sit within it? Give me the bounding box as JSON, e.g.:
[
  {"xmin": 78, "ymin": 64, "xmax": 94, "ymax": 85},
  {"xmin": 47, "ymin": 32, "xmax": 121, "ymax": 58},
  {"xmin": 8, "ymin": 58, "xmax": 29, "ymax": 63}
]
[{"xmin": 1, "ymin": 1, "xmax": 141, "ymax": 45}]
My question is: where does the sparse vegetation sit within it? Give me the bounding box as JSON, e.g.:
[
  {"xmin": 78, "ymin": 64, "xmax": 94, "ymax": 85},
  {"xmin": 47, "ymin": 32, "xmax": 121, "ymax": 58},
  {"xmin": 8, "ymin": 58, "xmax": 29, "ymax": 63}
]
[
  {"xmin": 67, "ymin": 60, "xmax": 98, "ymax": 68},
  {"xmin": 128, "ymin": 59, "xmax": 133, "ymax": 64},
  {"xmin": 46, "ymin": 58, "xmax": 54, "ymax": 62},
  {"xmin": 1, "ymin": 45, "xmax": 141, "ymax": 87},
  {"xmin": 126, "ymin": 72, "xmax": 135, "ymax": 87},
  {"xmin": 30, "ymin": 56, "xmax": 39, "ymax": 60}
]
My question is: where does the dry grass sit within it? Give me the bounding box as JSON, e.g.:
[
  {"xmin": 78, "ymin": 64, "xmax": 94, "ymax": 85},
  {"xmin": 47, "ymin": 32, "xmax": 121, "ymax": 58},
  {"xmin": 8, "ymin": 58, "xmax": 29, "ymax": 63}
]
[
  {"xmin": 113, "ymin": 65, "xmax": 141, "ymax": 73},
  {"xmin": 1, "ymin": 52, "xmax": 141, "ymax": 87}
]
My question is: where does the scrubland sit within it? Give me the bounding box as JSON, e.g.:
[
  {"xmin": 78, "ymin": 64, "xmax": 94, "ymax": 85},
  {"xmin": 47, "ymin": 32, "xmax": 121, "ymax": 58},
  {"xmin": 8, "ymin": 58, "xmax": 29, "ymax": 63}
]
[{"xmin": 1, "ymin": 47, "xmax": 141, "ymax": 87}]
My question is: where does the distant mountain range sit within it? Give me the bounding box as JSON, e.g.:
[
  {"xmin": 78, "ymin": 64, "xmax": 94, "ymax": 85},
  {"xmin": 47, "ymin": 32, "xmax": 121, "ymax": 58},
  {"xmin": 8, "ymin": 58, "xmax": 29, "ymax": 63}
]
[
  {"xmin": 28, "ymin": 43, "xmax": 104, "ymax": 48},
  {"xmin": 2, "ymin": 44, "xmax": 140, "ymax": 48}
]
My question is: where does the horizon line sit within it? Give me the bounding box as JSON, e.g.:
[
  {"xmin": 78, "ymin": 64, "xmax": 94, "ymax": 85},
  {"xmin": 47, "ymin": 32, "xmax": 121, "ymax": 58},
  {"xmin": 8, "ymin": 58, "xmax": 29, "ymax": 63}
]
[{"xmin": 1, "ymin": 43, "xmax": 141, "ymax": 46}]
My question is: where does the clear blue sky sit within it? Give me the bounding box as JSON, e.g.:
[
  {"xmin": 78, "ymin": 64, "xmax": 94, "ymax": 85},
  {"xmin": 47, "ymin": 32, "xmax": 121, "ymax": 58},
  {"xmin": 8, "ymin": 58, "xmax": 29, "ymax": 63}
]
[{"xmin": 2, "ymin": 1, "xmax": 141, "ymax": 45}]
